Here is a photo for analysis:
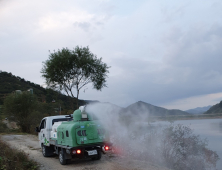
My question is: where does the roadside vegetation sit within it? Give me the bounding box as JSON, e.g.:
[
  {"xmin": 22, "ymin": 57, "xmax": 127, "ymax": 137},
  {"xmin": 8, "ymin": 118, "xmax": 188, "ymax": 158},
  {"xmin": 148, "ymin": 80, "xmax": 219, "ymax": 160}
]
[
  {"xmin": 1, "ymin": 103, "xmax": 38, "ymax": 170},
  {"xmin": 3, "ymin": 92, "xmax": 74, "ymax": 134},
  {"xmin": 0, "ymin": 121, "xmax": 38, "ymax": 170},
  {"xmin": 111, "ymin": 123, "xmax": 219, "ymax": 170},
  {"xmin": 0, "ymin": 138, "xmax": 38, "ymax": 170},
  {"xmin": 4, "ymin": 93, "xmax": 44, "ymax": 133},
  {"xmin": 0, "ymin": 120, "xmax": 8, "ymax": 134}
]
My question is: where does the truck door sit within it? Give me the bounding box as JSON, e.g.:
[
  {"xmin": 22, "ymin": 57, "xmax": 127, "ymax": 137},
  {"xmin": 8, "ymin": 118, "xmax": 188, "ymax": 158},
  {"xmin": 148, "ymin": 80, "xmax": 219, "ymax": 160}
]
[{"xmin": 39, "ymin": 118, "xmax": 49, "ymax": 147}]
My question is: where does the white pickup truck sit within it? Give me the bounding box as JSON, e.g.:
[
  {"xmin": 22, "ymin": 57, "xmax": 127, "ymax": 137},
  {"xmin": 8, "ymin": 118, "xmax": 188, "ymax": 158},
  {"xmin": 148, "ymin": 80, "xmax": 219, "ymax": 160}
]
[
  {"xmin": 36, "ymin": 107, "xmax": 112, "ymax": 165},
  {"xmin": 36, "ymin": 115, "xmax": 71, "ymax": 149}
]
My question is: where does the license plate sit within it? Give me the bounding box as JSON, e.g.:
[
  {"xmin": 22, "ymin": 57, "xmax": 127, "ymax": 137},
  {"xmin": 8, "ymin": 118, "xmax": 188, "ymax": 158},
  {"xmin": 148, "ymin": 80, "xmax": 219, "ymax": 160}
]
[{"xmin": 88, "ymin": 150, "xmax": 97, "ymax": 155}]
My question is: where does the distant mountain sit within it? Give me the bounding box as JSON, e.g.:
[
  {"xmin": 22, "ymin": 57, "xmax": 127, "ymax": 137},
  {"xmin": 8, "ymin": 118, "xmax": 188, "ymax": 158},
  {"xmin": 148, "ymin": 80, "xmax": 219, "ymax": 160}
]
[
  {"xmin": 185, "ymin": 105, "xmax": 212, "ymax": 114},
  {"xmin": 122, "ymin": 101, "xmax": 190, "ymax": 117},
  {"xmin": 204, "ymin": 102, "xmax": 222, "ymax": 114}
]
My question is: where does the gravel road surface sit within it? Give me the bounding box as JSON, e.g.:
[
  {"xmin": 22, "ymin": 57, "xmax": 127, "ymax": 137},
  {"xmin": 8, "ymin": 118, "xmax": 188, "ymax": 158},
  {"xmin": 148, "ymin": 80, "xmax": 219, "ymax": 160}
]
[{"xmin": 1, "ymin": 135, "xmax": 169, "ymax": 170}]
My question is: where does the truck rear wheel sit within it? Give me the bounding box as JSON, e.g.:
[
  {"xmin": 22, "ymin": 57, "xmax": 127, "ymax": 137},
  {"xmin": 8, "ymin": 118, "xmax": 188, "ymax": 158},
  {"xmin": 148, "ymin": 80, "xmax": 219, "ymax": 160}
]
[
  {"xmin": 59, "ymin": 151, "xmax": 67, "ymax": 165},
  {"xmin": 91, "ymin": 149, "xmax": 101, "ymax": 160},
  {"xmin": 42, "ymin": 144, "xmax": 54, "ymax": 157}
]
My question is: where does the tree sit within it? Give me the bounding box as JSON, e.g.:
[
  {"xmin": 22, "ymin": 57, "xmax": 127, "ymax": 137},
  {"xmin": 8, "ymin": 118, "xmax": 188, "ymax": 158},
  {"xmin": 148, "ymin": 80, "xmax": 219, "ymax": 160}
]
[
  {"xmin": 0, "ymin": 105, "xmax": 2, "ymax": 115},
  {"xmin": 160, "ymin": 124, "xmax": 219, "ymax": 170},
  {"xmin": 4, "ymin": 93, "xmax": 39, "ymax": 133},
  {"xmin": 41, "ymin": 46, "xmax": 109, "ymax": 109}
]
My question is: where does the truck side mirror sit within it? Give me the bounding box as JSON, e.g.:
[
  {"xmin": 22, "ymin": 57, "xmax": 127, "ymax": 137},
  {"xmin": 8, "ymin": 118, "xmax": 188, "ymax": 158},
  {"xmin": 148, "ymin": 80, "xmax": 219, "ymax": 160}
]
[{"xmin": 35, "ymin": 127, "xmax": 40, "ymax": 132}]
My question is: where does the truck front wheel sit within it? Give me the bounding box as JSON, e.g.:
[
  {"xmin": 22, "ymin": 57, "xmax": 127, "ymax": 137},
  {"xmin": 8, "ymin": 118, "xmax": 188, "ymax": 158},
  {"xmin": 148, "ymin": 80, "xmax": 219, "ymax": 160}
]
[{"xmin": 59, "ymin": 151, "xmax": 67, "ymax": 165}]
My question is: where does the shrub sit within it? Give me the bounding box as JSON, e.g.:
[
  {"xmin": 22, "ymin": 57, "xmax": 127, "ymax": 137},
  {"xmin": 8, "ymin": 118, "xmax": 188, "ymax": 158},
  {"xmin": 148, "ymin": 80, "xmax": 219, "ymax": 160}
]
[
  {"xmin": 0, "ymin": 121, "xmax": 8, "ymax": 133},
  {"xmin": 0, "ymin": 139, "xmax": 38, "ymax": 170},
  {"xmin": 160, "ymin": 124, "xmax": 219, "ymax": 170},
  {"xmin": 111, "ymin": 124, "xmax": 219, "ymax": 170},
  {"xmin": 3, "ymin": 93, "xmax": 38, "ymax": 133}
]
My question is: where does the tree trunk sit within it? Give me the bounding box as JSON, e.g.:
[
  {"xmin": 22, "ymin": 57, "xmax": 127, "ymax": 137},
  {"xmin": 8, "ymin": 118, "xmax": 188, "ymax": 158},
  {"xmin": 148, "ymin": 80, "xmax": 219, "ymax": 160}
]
[{"xmin": 76, "ymin": 90, "xmax": 79, "ymax": 109}]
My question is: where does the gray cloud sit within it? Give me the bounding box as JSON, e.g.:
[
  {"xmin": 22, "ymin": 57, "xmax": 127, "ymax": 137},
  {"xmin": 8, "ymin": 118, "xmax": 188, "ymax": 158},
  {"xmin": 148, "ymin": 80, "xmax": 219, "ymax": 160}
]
[
  {"xmin": 74, "ymin": 22, "xmax": 91, "ymax": 32},
  {"xmin": 1, "ymin": 0, "xmax": 222, "ymax": 110}
]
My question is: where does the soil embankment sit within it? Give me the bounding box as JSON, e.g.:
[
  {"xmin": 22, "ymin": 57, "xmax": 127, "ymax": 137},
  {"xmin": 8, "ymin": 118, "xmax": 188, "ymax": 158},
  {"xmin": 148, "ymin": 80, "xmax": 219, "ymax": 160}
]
[{"xmin": 1, "ymin": 134, "xmax": 169, "ymax": 170}]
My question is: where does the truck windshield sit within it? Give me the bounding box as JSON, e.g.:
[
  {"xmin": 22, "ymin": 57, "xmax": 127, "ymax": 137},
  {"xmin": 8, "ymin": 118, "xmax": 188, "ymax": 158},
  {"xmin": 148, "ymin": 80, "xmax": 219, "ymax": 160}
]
[{"xmin": 52, "ymin": 118, "xmax": 72, "ymax": 125}]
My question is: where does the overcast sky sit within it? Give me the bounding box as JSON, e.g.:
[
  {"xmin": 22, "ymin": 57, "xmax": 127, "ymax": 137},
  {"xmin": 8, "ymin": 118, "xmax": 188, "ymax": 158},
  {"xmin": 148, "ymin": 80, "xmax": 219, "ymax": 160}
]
[{"xmin": 1, "ymin": 0, "xmax": 222, "ymax": 110}]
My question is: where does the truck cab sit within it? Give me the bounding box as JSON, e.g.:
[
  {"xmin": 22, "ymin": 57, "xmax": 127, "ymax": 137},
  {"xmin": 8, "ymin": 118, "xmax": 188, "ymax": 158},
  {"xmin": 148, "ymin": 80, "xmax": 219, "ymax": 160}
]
[{"xmin": 36, "ymin": 115, "xmax": 72, "ymax": 147}]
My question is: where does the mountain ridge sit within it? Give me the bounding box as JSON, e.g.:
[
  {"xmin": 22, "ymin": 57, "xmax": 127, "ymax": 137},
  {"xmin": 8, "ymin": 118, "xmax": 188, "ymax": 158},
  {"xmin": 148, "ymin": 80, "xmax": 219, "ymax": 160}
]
[
  {"xmin": 204, "ymin": 101, "xmax": 222, "ymax": 114},
  {"xmin": 121, "ymin": 101, "xmax": 190, "ymax": 117},
  {"xmin": 185, "ymin": 105, "xmax": 212, "ymax": 114}
]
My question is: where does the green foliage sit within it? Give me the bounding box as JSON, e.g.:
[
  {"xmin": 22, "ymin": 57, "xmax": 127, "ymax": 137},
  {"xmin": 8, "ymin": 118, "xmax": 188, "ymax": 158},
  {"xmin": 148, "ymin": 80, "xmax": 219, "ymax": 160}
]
[
  {"xmin": 0, "ymin": 71, "xmax": 86, "ymax": 112},
  {"xmin": 41, "ymin": 46, "xmax": 109, "ymax": 108},
  {"xmin": 0, "ymin": 70, "xmax": 91, "ymax": 134},
  {"xmin": 3, "ymin": 92, "xmax": 68, "ymax": 133},
  {"xmin": 2, "ymin": 91, "xmax": 82, "ymax": 134},
  {"xmin": 0, "ymin": 105, "xmax": 2, "ymax": 117},
  {"xmin": 219, "ymin": 101, "xmax": 222, "ymax": 108},
  {"xmin": 0, "ymin": 139, "xmax": 38, "ymax": 170},
  {"xmin": 0, "ymin": 121, "xmax": 8, "ymax": 133},
  {"xmin": 0, "ymin": 72, "xmax": 44, "ymax": 103},
  {"xmin": 3, "ymin": 93, "xmax": 40, "ymax": 133},
  {"xmin": 204, "ymin": 101, "xmax": 222, "ymax": 114}
]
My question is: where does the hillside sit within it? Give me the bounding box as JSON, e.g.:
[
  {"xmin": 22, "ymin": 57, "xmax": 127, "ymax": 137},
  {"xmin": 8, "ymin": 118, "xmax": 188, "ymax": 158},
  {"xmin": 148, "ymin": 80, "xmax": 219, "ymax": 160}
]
[
  {"xmin": 121, "ymin": 101, "xmax": 189, "ymax": 117},
  {"xmin": 0, "ymin": 71, "xmax": 86, "ymax": 110},
  {"xmin": 0, "ymin": 71, "xmax": 195, "ymax": 117},
  {"xmin": 204, "ymin": 101, "xmax": 222, "ymax": 114},
  {"xmin": 186, "ymin": 105, "xmax": 212, "ymax": 114}
]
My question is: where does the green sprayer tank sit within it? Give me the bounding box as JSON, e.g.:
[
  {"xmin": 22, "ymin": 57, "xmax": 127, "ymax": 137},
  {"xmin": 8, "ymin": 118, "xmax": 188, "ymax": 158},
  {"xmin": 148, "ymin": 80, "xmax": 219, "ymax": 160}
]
[
  {"xmin": 54, "ymin": 108, "xmax": 109, "ymax": 147},
  {"xmin": 50, "ymin": 106, "xmax": 111, "ymax": 153}
]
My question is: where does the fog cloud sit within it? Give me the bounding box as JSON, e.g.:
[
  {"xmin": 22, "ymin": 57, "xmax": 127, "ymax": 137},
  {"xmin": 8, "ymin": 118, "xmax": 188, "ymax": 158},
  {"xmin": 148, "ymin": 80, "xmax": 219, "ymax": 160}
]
[{"xmin": 85, "ymin": 103, "xmax": 219, "ymax": 170}]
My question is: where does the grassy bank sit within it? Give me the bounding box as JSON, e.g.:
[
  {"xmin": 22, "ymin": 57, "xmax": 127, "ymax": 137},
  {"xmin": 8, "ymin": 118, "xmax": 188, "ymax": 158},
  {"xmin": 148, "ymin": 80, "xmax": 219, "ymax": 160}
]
[
  {"xmin": 0, "ymin": 139, "xmax": 38, "ymax": 170},
  {"xmin": 0, "ymin": 120, "xmax": 38, "ymax": 170}
]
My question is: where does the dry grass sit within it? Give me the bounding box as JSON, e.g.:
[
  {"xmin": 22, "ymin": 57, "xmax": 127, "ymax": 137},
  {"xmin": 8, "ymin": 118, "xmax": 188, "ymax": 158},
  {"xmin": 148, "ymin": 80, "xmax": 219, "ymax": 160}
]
[{"xmin": 0, "ymin": 138, "xmax": 38, "ymax": 170}]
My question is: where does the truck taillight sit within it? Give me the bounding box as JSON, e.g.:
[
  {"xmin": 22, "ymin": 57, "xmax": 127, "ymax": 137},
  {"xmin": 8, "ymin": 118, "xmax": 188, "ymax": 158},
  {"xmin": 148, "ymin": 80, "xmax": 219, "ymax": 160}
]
[
  {"xmin": 77, "ymin": 149, "xmax": 81, "ymax": 154},
  {"xmin": 72, "ymin": 150, "xmax": 76, "ymax": 154},
  {"xmin": 105, "ymin": 146, "xmax": 109, "ymax": 151}
]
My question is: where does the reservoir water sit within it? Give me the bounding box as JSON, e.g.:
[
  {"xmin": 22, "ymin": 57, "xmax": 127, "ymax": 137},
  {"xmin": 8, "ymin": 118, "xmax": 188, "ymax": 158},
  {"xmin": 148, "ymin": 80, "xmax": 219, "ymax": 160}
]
[{"xmin": 152, "ymin": 118, "xmax": 222, "ymax": 169}]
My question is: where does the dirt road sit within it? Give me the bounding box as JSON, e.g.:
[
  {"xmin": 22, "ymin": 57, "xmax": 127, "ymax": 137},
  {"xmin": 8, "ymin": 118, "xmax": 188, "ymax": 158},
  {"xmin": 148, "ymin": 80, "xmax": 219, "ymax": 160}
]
[{"xmin": 1, "ymin": 135, "xmax": 169, "ymax": 170}]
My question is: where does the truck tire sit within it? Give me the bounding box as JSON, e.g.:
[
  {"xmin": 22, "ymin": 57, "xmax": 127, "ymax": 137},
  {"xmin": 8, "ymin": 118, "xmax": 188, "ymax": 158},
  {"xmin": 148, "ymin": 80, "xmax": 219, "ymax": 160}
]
[
  {"xmin": 59, "ymin": 151, "xmax": 67, "ymax": 165},
  {"xmin": 92, "ymin": 149, "xmax": 101, "ymax": 160},
  {"xmin": 42, "ymin": 144, "xmax": 54, "ymax": 157}
]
